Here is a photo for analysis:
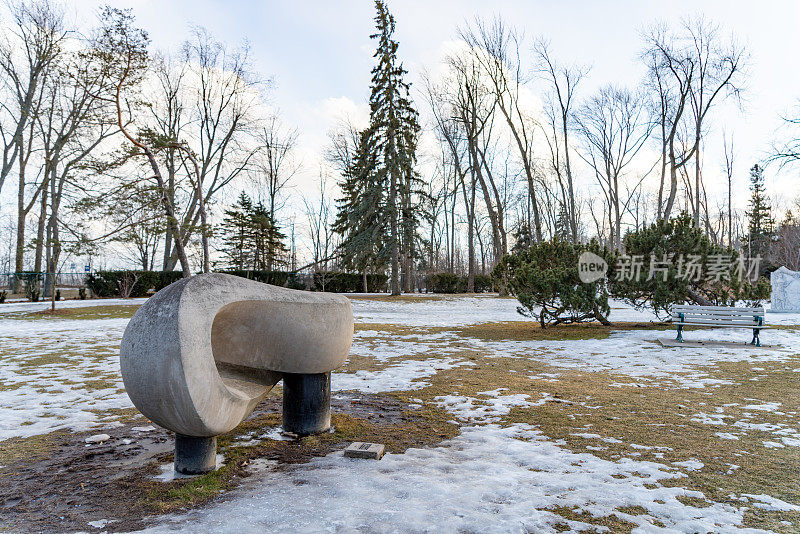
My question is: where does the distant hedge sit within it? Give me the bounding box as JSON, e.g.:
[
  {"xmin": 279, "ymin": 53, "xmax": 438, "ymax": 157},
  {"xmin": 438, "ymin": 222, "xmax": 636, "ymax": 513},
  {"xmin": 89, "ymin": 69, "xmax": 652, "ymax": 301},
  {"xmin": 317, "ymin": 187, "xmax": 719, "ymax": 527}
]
[
  {"xmin": 84, "ymin": 269, "xmax": 389, "ymax": 297},
  {"xmin": 426, "ymin": 272, "xmax": 494, "ymax": 293},
  {"xmin": 86, "ymin": 271, "xmax": 184, "ymax": 298},
  {"xmin": 216, "ymin": 270, "xmax": 290, "ymax": 287},
  {"xmin": 86, "ymin": 269, "xmax": 496, "ymax": 296},
  {"xmin": 312, "ymin": 271, "xmax": 388, "ymax": 293}
]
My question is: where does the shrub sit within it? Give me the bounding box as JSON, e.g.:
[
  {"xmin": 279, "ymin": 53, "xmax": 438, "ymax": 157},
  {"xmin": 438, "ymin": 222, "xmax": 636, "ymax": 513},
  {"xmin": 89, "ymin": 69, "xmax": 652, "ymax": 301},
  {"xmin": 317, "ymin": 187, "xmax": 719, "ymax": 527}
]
[
  {"xmin": 426, "ymin": 273, "xmax": 460, "ymax": 293},
  {"xmin": 494, "ymin": 239, "xmax": 614, "ymax": 327},
  {"xmin": 217, "ymin": 270, "xmax": 290, "ymax": 287},
  {"xmin": 286, "ymin": 273, "xmax": 306, "ymax": 290},
  {"xmin": 78, "ymin": 287, "xmax": 86, "ymax": 300},
  {"xmin": 82, "ymin": 269, "xmax": 392, "ymax": 297},
  {"xmin": 86, "ymin": 271, "xmax": 159, "ymax": 298},
  {"xmin": 473, "ymin": 274, "xmax": 495, "ymax": 293},
  {"xmin": 426, "ymin": 273, "xmax": 495, "ymax": 293},
  {"xmin": 609, "ymin": 213, "xmax": 771, "ymax": 316},
  {"xmin": 155, "ymin": 271, "xmax": 184, "ymax": 291},
  {"xmin": 312, "ymin": 271, "xmax": 387, "ymax": 293},
  {"xmin": 17, "ymin": 272, "xmax": 42, "ymax": 302}
]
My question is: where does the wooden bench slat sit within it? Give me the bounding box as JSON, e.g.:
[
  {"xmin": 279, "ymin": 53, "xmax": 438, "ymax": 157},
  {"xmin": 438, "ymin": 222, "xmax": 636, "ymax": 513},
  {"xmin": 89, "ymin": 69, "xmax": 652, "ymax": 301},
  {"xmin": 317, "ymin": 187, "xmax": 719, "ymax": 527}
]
[
  {"xmin": 676, "ymin": 313, "xmax": 761, "ymax": 323},
  {"xmin": 672, "ymin": 304, "xmax": 765, "ymax": 310},
  {"xmin": 671, "ymin": 313, "xmax": 764, "ymax": 318},
  {"xmin": 672, "ymin": 306, "xmax": 765, "ymax": 313},
  {"xmin": 680, "ymin": 322, "xmax": 770, "ymax": 329},
  {"xmin": 672, "ymin": 311, "xmax": 764, "ymax": 316},
  {"xmin": 677, "ymin": 316, "xmax": 764, "ymax": 320},
  {"xmin": 674, "ymin": 314, "xmax": 763, "ymax": 320}
]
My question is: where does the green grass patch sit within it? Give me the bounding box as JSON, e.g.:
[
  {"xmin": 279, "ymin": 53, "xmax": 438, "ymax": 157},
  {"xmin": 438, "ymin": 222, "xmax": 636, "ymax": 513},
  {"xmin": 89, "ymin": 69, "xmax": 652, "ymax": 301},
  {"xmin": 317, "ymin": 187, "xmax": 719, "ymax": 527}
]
[
  {"xmin": 19, "ymin": 304, "xmax": 140, "ymax": 321},
  {"xmin": 17, "ymin": 354, "xmax": 71, "ymax": 367},
  {"xmin": 454, "ymin": 320, "xmax": 672, "ymax": 342},
  {"xmin": 0, "ymin": 430, "xmax": 68, "ymax": 464}
]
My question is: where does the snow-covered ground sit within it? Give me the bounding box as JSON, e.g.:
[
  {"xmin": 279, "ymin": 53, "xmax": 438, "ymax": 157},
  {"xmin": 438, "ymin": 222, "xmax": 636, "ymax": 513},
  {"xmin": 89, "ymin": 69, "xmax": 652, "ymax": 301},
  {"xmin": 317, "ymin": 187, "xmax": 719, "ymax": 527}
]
[
  {"xmin": 0, "ymin": 314, "xmax": 133, "ymax": 439},
  {"xmin": 143, "ymin": 423, "xmax": 768, "ymax": 534},
  {"xmin": 1, "ymin": 295, "xmax": 799, "ymax": 532},
  {"xmin": 0, "ymin": 296, "xmax": 146, "ymax": 315}
]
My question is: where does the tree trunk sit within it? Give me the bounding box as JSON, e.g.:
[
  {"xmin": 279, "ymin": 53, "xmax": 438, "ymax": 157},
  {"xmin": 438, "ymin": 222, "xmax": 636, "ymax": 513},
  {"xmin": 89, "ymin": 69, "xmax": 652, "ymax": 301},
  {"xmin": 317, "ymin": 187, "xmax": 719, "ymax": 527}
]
[
  {"xmin": 34, "ymin": 184, "xmax": 48, "ymax": 274},
  {"xmin": 593, "ymin": 302, "xmax": 611, "ymax": 326},
  {"xmin": 465, "ymin": 175, "xmax": 476, "ymax": 293},
  {"xmin": 694, "ymin": 139, "xmax": 701, "ymax": 227},
  {"xmin": 727, "ymin": 170, "xmax": 732, "ymax": 249},
  {"xmin": 144, "ymin": 148, "xmax": 191, "ymax": 277},
  {"xmin": 662, "ymin": 149, "xmax": 679, "ymax": 221},
  {"xmin": 14, "ymin": 172, "xmax": 25, "ymax": 292},
  {"xmin": 472, "ymin": 144, "xmax": 503, "ymax": 264},
  {"xmin": 197, "ymin": 185, "xmax": 210, "ymax": 273},
  {"xmin": 389, "ymin": 164, "xmax": 400, "ymax": 296},
  {"xmin": 688, "ymin": 287, "xmax": 713, "ymax": 306},
  {"xmin": 560, "ymin": 111, "xmax": 578, "ymax": 242},
  {"xmin": 657, "ymin": 137, "xmax": 667, "ymax": 220}
]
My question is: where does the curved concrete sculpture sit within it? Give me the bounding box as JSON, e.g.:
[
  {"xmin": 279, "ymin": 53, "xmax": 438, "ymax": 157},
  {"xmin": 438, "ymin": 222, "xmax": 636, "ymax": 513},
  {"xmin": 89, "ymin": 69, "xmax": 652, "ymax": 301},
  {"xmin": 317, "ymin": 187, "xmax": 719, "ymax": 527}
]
[{"xmin": 120, "ymin": 273, "xmax": 353, "ymax": 474}]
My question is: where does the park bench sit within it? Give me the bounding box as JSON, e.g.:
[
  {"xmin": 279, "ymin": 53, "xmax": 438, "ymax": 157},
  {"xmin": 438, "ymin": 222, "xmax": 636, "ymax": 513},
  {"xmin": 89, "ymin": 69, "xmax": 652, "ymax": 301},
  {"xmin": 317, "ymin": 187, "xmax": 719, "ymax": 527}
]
[
  {"xmin": 671, "ymin": 304, "xmax": 767, "ymax": 346},
  {"xmin": 120, "ymin": 273, "xmax": 353, "ymax": 474}
]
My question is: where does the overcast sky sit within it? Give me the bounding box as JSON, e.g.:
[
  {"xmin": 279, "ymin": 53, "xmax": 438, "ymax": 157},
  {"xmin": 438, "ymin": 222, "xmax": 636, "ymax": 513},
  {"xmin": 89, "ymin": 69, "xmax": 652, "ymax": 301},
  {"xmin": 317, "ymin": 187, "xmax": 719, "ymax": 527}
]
[{"xmin": 67, "ymin": 0, "xmax": 800, "ymax": 214}]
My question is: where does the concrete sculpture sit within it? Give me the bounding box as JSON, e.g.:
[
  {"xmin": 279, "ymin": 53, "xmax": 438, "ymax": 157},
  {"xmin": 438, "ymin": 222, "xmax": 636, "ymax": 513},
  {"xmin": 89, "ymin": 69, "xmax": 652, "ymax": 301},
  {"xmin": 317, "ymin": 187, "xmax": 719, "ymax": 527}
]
[
  {"xmin": 770, "ymin": 266, "xmax": 800, "ymax": 312},
  {"xmin": 120, "ymin": 273, "xmax": 353, "ymax": 474}
]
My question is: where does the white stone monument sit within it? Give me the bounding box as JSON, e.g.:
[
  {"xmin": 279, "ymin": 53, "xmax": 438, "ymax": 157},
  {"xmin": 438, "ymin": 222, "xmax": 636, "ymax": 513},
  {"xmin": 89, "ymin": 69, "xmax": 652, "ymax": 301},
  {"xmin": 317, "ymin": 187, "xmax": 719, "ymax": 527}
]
[{"xmin": 770, "ymin": 266, "xmax": 800, "ymax": 312}]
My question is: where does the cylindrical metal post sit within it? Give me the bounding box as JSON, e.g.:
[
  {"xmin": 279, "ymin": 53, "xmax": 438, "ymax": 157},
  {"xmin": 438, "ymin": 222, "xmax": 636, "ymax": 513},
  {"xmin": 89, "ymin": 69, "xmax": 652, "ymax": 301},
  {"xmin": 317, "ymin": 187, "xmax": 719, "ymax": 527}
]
[
  {"xmin": 282, "ymin": 372, "xmax": 331, "ymax": 435},
  {"xmin": 174, "ymin": 434, "xmax": 217, "ymax": 475}
]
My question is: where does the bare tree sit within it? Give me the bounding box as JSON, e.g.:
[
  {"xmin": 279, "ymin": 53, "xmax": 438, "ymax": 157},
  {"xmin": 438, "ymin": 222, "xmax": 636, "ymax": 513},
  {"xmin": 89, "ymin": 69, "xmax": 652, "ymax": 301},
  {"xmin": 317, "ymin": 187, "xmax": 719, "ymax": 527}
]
[
  {"xmin": 38, "ymin": 35, "xmax": 119, "ymax": 304},
  {"xmin": 447, "ymin": 49, "xmax": 506, "ymax": 281},
  {"xmin": 147, "ymin": 52, "xmax": 187, "ymax": 271},
  {"xmin": 722, "ymin": 133, "xmax": 734, "ymax": 248},
  {"xmin": 575, "ymin": 85, "xmax": 655, "ymax": 249},
  {"xmin": 13, "ymin": 93, "xmax": 45, "ymax": 289},
  {"xmin": 253, "ymin": 115, "xmax": 299, "ymax": 269},
  {"xmin": 0, "ymin": 0, "xmax": 66, "ymax": 200},
  {"xmin": 422, "ymin": 72, "xmax": 469, "ymax": 276},
  {"xmin": 535, "ymin": 39, "xmax": 587, "ymax": 242},
  {"xmin": 461, "ymin": 17, "xmax": 543, "ymax": 243},
  {"xmin": 643, "ymin": 19, "xmax": 744, "ymax": 222},
  {"xmin": 171, "ymin": 26, "xmax": 261, "ymax": 273},
  {"xmin": 303, "ymin": 168, "xmax": 334, "ymax": 275},
  {"xmin": 423, "ymin": 58, "xmax": 486, "ymax": 291},
  {"xmin": 643, "ymin": 23, "xmax": 695, "ymax": 221},
  {"xmin": 93, "ymin": 7, "xmax": 192, "ymax": 276},
  {"xmin": 686, "ymin": 17, "xmax": 746, "ymax": 226}
]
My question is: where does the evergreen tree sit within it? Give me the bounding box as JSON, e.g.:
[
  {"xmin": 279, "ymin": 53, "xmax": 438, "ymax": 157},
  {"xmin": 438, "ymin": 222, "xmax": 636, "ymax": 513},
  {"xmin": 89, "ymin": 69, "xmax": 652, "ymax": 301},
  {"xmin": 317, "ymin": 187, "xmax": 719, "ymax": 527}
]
[
  {"xmin": 219, "ymin": 192, "xmax": 254, "ymax": 270},
  {"xmin": 554, "ymin": 204, "xmax": 572, "ymax": 241},
  {"xmin": 368, "ymin": 0, "xmax": 420, "ymax": 294},
  {"xmin": 747, "ymin": 164, "xmax": 774, "ymax": 258},
  {"xmin": 333, "ymin": 1, "xmax": 420, "ymax": 294},
  {"xmin": 250, "ymin": 200, "xmax": 288, "ymax": 270},
  {"xmin": 219, "ymin": 192, "xmax": 287, "ymax": 270},
  {"xmin": 333, "ymin": 127, "xmax": 388, "ymax": 285}
]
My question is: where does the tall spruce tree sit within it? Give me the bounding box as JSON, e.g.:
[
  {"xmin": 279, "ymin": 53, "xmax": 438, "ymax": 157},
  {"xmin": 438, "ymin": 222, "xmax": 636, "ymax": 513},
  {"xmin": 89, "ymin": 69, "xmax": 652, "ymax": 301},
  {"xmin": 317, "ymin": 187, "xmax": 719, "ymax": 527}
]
[
  {"xmin": 333, "ymin": 127, "xmax": 388, "ymax": 289},
  {"xmin": 368, "ymin": 0, "xmax": 420, "ymax": 294},
  {"xmin": 333, "ymin": 1, "xmax": 420, "ymax": 294},
  {"xmin": 747, "ymin": 164, "xmax": 774, "ymax": 258}
]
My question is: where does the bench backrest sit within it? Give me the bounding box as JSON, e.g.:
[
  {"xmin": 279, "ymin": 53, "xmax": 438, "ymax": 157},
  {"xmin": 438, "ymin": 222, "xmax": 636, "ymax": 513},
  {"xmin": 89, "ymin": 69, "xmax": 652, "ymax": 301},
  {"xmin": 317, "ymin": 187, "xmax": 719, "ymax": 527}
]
[{"xmin": 670, "ymin": 305, "xmax": 765, "ymax": 325}]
